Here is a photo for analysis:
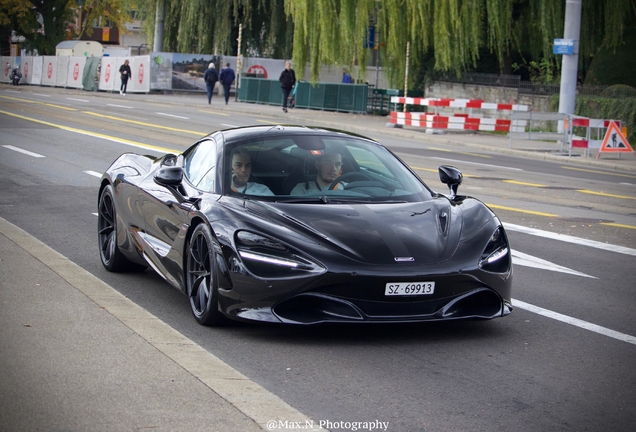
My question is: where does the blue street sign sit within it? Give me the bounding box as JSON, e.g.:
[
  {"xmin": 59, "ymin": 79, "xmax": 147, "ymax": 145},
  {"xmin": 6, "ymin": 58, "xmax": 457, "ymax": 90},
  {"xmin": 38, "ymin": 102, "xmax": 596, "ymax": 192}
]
[{"xmin": 553, "ymin": 39, "xmax": 574, "ymax": 55}]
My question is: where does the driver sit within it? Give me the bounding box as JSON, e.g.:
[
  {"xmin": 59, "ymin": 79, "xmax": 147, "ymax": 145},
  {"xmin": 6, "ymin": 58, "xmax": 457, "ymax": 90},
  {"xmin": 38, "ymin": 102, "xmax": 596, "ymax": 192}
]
[
  {"xmin": 230, "ymin": 149, "xmax": 274, "ymax": 196},
  {"xmin": 290, "ymin": 149, "xmax": 346, "ymax": 195}
]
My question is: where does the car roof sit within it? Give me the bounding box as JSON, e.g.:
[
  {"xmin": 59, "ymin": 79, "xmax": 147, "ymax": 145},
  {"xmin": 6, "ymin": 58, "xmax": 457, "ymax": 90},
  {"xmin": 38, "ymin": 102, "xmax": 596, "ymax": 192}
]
[{"xmin": 211, "ymin": 125, "xmax": 378, "ymax": 146}]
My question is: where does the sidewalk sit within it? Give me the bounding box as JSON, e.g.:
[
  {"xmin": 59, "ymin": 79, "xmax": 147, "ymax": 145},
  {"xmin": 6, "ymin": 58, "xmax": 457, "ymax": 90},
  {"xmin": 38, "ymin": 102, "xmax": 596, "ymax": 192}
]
[{"xmin": 0, "ymin": 217, "xmax": 323, "ymax": 432}]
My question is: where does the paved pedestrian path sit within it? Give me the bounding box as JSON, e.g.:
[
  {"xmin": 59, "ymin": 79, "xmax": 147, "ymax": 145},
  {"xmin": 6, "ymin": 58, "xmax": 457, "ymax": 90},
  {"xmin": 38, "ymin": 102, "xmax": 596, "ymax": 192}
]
[{"xmin": 0, "ymin": 218, "xmax": 323, "ymax": 432}]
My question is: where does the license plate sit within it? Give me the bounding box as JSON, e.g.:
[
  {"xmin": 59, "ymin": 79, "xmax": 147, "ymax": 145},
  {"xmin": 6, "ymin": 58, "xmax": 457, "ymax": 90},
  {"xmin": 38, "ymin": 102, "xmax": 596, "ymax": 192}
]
[{"xmin": 385, "ymin": 281, "xmax": 435, "ymax": 296}]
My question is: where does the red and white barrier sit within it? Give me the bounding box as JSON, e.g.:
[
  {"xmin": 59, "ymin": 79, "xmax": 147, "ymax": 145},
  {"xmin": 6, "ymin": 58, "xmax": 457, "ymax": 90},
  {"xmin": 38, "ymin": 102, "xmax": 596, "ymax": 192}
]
[
  {"xmin": 388, "ymin": 97, "xmax": 529, "ymax": 133},
  {"xmin": 569, "ymin": 117, "xmax": 622, "ymax": 150},
  {"xmin": 390, "ymin": 112, "xmax": 526, "ymax": 133},
  {"xmin": 390, "ymin": 97, "xmax": 529, "ymax": 112}
]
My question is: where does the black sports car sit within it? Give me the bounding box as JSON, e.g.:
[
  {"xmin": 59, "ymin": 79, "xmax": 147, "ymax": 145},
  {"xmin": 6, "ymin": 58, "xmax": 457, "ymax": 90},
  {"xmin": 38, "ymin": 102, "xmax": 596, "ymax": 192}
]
[{"xmin": 98, "ymin": 125, "xmax": 512, "ymax": 325}]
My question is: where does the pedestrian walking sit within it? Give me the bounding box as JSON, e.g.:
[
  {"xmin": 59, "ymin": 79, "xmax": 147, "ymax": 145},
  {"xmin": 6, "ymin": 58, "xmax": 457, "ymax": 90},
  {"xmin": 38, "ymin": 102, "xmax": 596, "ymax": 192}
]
[
  {"xmin": 119, "ymin": 60, "xmax": 132, "ymax": 95},
  {"xmin": 342, "ymin": 68, "xmax": 352, "ymax": 83},
  {"xmin": 279, "ymin": 61, "xmax": 296, "ymax": 113},
  {"xmin": 219, "ymin": 62, "xmax": 236, "ymax": 105},
  {"xmin": 203, "ymin": 63, "xmax": 219, "ymax": 104}
]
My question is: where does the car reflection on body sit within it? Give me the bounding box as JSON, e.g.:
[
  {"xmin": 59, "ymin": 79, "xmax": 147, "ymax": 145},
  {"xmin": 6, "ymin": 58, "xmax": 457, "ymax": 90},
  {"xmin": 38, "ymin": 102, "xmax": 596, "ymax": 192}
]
[{"xmin": 98, "ymin": 125, "xmax": 512, "ymax": 325}]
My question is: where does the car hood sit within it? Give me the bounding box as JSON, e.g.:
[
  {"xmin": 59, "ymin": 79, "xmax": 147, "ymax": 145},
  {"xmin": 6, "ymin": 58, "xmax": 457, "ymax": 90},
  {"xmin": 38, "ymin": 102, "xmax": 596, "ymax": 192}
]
[{"xmin": 245, "ymin": 198, "xmax": 465, "ymax": 265}]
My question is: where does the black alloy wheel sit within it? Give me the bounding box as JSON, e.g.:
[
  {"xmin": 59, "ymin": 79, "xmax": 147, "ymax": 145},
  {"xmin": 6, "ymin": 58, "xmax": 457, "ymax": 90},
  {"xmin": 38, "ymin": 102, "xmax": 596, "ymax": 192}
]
[
  {"xmin": 98, "ymin": 185, "xmax": 145, "ymax": 272},
  {"xmin": 187, "ymin": 224, "xmax": 224, "ymax": 326}
]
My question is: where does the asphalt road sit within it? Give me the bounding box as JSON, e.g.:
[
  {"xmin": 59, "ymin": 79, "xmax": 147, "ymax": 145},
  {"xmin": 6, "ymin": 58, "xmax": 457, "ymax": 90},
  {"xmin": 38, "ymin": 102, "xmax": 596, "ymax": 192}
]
[{"xmin": 1, "ymin": 86, "xmax": 635, "ymax": 432}]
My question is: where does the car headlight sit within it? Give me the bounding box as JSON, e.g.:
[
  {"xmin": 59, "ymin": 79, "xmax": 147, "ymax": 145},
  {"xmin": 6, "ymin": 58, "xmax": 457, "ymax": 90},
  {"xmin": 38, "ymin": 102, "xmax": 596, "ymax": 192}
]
[
  {"xmin": 478, "ymin": 227, "xmax": 510, "ymax": 273},
  {"xmin": 235, "ymin": 231, "xmax": 325, "ymax": 278}
]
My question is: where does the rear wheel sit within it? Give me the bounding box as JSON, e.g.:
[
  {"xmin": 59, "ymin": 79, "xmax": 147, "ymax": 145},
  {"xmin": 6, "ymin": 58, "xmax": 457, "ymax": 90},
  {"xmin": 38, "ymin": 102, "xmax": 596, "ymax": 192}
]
[
  {"xmin": 186, "ymin": 224, "xmax": 225, "ymax": 326},
  {"xmin": 98, "ymin": 185, "xmax": 145, "ymax": 272}
]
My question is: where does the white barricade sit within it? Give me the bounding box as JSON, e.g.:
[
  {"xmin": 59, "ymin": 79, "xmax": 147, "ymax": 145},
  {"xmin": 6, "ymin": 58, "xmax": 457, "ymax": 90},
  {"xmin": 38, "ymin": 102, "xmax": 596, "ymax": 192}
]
[
  {"xmin": 99, "ymin": 57, "xmax": 118, "ymax": 91},
  {"xmin": 56, "ymin": 56, "xmax": 69, "ymax": 87},
  {"xmin": 390, "ymin": 112, "xmax": 526, "ymax": 133},
  {"xmin": 509, "ymin": 111, "xmax": 569, "ymax": 146},
  {"xmin": 30, "ymin": 56, "xmax": 43, "ymax": 85},
  {"xmin": 128, "ymin": 56, "xmax": 151, "ymax": 93},
  {"xmin": 1, "ymin": 57, "xmax": 14, "ymax": 83},
  {"xmin": 389, "ymin": 97, "xmax": 529, "ymax": 135},
  {"xmin": 65, "ymin": 57, "xmax": 87, "ymax": 89},
  {"xmin": 21, "ymin": 56, "xmax": 33, "ymax": 84},
  {"xmin": 390, "ymin": 97, "xmax": 529, "ymax": 113},
  {"xmin": 99, "ymin": 55, "xmax": 150, "ymax": 93},
  {"xmin": 569, "ymin": 116, "xmax": 623, "ymax": 157},
  {"xmin": 40, "ymin": 56, "xmax": 58, "ymax": 86}
]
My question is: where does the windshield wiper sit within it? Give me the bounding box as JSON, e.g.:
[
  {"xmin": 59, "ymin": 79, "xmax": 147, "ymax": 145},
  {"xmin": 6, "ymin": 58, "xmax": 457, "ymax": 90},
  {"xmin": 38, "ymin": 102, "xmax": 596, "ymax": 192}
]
[{"xmin": 276, "ymin": 196, "xmax": 332, "ymax": 204}]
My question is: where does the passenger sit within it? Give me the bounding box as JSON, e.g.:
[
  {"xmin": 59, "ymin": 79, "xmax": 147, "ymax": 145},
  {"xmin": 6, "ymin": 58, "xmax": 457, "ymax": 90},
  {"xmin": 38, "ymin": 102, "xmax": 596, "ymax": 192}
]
[
  {"xmin": 290, "ymin": 149, "xmax": 345, "ymax": 195},
  {"xmin": 230, "ymin": 149, "xmax": 274, "ymax": 196}
]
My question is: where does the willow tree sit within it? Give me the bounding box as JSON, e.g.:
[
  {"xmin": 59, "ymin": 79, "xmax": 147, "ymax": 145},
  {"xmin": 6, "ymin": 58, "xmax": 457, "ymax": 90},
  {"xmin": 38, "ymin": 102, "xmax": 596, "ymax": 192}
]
[
  {"xmin": 284, "ymin": 0, "xmax": 636, "ymax": 87},
  {"xmin": 134, "ymin": 0, "xmax": 293, "ymax": 56}
]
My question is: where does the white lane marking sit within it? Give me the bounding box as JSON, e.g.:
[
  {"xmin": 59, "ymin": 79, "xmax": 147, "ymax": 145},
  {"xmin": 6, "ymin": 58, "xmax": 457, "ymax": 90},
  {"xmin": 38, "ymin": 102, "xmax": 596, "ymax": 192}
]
[
  {"xmin": 2, "ymin": 145, "xmax": 45, "ymax": 158},
  {"xmin": 429, "ymin": 157, "xmax": 523, "ymax": 171},
  {"xmin": 107, "ymin": 104, "xmax": 133, "ymax": 109},
  {"xmin": 221, "ymin": 123, "xmax": 240, "ymax": 128},
  {"xmin": 620, "ymin": 182, "xmax": 635, "ymax": 186},
  {"xmin": 511, "ymin": 250, "xmax": 597, "ymax": 279},
  {"xmin": 513, "ymin": 299, "xmax": 636, "ymax": 346},
  {"xmin": 504, "ymin": 222, "xmax": 636, "ymax": 256},
  {"xmin": 33, "ymin": 93, "xmax": 51, "ymax": 97},
  {"xmin": 67, "ymin": 98, "xmax": 89, "ymax": 103},
  {"xmin": 157, "ymin": 112, "xmax": 189, "ymax": 119},
  {"xmin": 0, "ymin": 109, "xmax": 174, "ymax": 155},
  {"xmin": 84, "ymin": 170, "xmax": 102, "ymax": 178}
]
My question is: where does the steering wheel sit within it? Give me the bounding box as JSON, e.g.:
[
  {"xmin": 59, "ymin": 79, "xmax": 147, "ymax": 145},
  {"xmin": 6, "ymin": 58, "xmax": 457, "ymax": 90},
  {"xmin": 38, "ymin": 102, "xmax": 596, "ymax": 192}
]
[{"xmin": 329, "ymin": 171, "xmax": 373, "ymax": 190}]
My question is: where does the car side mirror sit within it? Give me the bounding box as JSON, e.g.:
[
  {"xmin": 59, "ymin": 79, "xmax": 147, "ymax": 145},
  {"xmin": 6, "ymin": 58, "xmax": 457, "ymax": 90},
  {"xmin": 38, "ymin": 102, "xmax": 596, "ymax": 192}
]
[
  {"xmin": 438, "ymin": 165, "xmax": 463, "ymax": 198},
  {"xmin": 154, "ymin": 166, "xmax": 184, "ymax": 186}
]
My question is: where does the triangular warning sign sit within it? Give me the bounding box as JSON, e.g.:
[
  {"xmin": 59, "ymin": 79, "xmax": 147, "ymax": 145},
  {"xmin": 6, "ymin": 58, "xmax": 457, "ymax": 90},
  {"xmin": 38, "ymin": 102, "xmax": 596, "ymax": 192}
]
[{"xmin": 597, "ymin": 121, "xmax": 634, "ymax": 158}]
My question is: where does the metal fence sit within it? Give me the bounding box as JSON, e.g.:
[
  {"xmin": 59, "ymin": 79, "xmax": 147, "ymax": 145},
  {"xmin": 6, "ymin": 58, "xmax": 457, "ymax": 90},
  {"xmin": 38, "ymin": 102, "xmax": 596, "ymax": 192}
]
[
  {"xmin": 238, "ymin": 78, "xmax": 369, "ymax": 114},
  {"xmin": 438, "ymin": 72, "xmax": 521, "ymax": 88},
  {"xmin": 440, "ymin": 72, "xmax": 633, "ymax": 98}
]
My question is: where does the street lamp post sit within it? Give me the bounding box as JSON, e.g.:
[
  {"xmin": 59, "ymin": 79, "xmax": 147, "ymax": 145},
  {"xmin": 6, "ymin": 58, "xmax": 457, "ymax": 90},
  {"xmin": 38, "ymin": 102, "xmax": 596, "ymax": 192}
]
[{"xmin": 77, "ymin": 0, "xmax": 85, "ymax": 38}]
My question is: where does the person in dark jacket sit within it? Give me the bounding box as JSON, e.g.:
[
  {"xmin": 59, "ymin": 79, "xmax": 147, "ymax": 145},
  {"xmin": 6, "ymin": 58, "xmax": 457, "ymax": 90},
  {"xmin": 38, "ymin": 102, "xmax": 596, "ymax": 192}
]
[
  {"xmin": 10, "ymin": 67, "xmax": 22, "ymax": 86},
  {"xmin": 279, "ymin": 61, "xmax": 296, "ymax": 113},
  {"xmin": 119, "ymin": 60, "xmax": 132, "ymax": 95},
  {"xmin": 203, "ymin": 63, "xmax": 219, "ymax": 104},
  {"xmin": 219, "ymin": 62, "xmax": 236, "ymax": 105}
]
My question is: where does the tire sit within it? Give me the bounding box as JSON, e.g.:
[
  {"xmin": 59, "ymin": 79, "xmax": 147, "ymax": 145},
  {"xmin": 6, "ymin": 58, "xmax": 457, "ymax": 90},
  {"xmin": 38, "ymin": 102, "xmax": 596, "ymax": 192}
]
[
  {"xmin": 186, "ymin": 224, "xmax": 225, "ymax": 326},
  {"xmin": 98, "ymin": 185, "xmax": 146, "ymax": 272}
]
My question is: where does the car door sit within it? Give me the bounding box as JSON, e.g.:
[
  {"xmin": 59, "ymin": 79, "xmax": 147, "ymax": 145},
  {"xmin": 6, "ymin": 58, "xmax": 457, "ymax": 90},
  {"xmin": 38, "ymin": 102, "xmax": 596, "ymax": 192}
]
[{"xmin": 139, "ymin": 140, "xmax": 220, "ymax": 289}]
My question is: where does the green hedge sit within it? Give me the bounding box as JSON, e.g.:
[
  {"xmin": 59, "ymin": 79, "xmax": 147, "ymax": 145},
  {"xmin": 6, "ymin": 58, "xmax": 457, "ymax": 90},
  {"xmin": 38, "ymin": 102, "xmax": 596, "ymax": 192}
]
[{"xmin": 551, "ymin": 96, "xmax": 636, "ymax": 144}]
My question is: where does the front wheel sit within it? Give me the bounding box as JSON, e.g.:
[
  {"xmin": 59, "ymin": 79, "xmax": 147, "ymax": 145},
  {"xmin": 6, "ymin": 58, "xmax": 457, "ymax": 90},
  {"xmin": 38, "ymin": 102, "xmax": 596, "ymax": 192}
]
[
  {"xmin": 186, "ymin": 224, "xmax": 225, "ymax": 326},
  {"xmin": 98, "ymin": 185, "xmax": 145, "ymax": 272}
]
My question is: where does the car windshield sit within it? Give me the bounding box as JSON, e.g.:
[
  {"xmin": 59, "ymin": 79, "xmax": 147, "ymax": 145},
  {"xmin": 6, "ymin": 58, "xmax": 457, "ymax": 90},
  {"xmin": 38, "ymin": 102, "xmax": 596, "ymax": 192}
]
[{"xmin": 224, "ymin": 133, "xmax": 433, "ymax": 202}]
